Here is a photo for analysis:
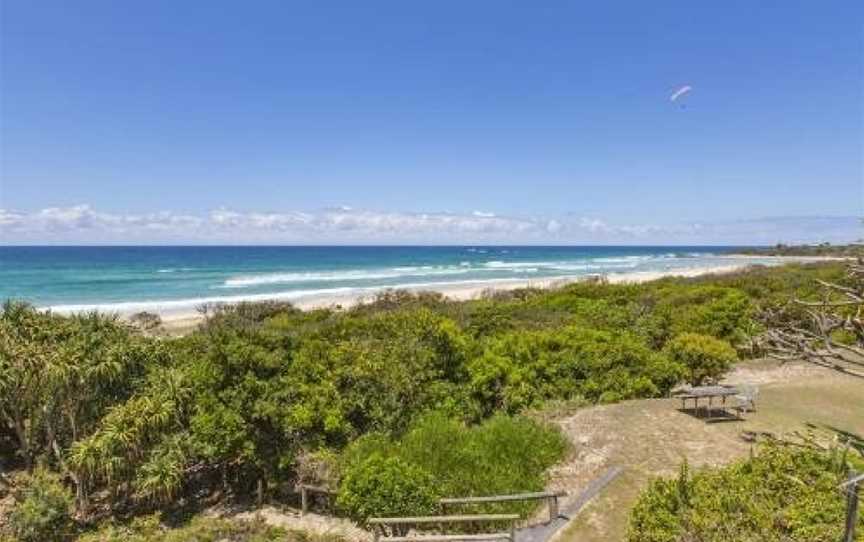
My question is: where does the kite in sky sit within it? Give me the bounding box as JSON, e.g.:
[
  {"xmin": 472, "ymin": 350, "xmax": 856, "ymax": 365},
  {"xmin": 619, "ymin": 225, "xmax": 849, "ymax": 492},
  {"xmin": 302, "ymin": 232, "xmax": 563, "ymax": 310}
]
[{"xmin": 670, "ymin": 85, "xmax": 692, "ymax": 102}]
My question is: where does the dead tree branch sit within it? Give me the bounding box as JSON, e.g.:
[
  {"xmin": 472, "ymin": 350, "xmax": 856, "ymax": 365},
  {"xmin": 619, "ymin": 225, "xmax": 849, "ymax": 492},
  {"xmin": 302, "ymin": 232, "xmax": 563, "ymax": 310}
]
[{"xmin": 758, "ymin": 259, "xmax": 864, "ymax": 378}]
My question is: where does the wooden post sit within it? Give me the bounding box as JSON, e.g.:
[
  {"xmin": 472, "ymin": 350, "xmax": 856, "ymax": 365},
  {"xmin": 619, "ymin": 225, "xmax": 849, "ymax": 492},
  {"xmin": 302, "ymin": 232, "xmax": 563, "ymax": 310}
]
[
  {"xmin": 257, "ymin": 478, "xmax": 264, "ymax": 506},
  {"xmin": 509, "ymin": 518, "xmax": 516, "ymax": 542},
  {"xmin": 301, "ymin": 485, "xmax": 309, "ymax": 515},
  {"xmin": 845, "ymin": 474, "xmax": 860, "ymax": 542},
  {"xmin": 548, "ymin": 495, "xmax": 559, "ymax": 523}
]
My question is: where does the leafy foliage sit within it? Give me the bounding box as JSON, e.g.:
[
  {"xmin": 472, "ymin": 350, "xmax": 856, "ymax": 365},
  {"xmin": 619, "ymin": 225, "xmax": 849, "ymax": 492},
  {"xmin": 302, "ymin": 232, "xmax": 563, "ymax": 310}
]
[
  {"xmin": 336, "ymin": 454, "xmax": 440, "ymax": 522},
  {"xmin": 468, "ymin": 327, "xmax": 685, "ymax": 412},
  {"xmin": 0, "ymin": 302, "xmax": 156, "ymax": 469},
  {"xmin": 664, "ymin": 333, "xmax": 738, "ymax": 386},
  {"xmin": 0, "ymin": 262, "xmax": 850, "ymax": 532},
  {"xmin": 5, "ymin": 467, "xmax": 73, "ymax": 542},
  {"xmin": 337, "ymin": 413, "xmax": 568, "ymax": 519},
  {"xmin": 627, "ymin": 444, "xmax": 863, "ymax": 542}
]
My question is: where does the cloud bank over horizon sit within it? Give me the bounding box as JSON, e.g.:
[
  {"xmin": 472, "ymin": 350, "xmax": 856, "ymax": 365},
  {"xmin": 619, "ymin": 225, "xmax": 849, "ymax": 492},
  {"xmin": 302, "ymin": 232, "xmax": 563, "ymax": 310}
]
[{"xmin": 0, "ymin": 204, "xmax": 860, "ymax": 246}]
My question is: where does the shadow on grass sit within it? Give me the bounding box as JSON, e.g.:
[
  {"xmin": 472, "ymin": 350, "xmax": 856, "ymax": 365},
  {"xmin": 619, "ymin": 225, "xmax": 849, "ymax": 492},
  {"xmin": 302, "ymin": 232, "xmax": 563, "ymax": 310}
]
[{"xmin": 677, "ymin": 407, "xmax": 745, "ymax": 424}]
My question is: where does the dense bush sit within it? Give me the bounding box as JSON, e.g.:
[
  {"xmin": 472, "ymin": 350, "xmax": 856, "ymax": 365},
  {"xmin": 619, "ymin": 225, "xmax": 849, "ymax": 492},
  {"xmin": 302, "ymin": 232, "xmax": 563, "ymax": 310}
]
[
  {"xmin": 0, "ymin": 301, "xmax": 158, "ymax": 471},
  {"xmin": 336, "ymin": 454, "xmax": 440, "ymax": 522},
  {"xmin": 0, "ymin": 262, "xmax": 848, "ymax": 531},
  {"xmin": 627, "ymin": 444, "xmax": 863, "ymax": 542},
  {"xmin": 664, "ymin": 333, "xmax": 738, "ymax": 386},
  {"xmin": 276, "ymin": 308, "xmax": 471, "ymax": 444},
  {"xmin": 337, "ymin": 414, "xmax": 568, "ymax": 519},
  {"xmin": 5, "ymin": 467, "xmax": 73, "ymax": 542},
  {"xmin": 468, "ymin": 328, "xmax": 684, "ymax": 413}
]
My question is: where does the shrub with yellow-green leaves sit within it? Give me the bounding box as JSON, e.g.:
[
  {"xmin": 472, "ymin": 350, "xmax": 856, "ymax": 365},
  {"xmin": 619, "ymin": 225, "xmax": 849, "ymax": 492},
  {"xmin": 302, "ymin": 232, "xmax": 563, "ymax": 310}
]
[
  {"xmin": 627, "ymin": 444, "xmax": 863, "ymax": 542},
  {"xmin": 664, "ymin": 332, "xmax": 737, "ymax": 386}
]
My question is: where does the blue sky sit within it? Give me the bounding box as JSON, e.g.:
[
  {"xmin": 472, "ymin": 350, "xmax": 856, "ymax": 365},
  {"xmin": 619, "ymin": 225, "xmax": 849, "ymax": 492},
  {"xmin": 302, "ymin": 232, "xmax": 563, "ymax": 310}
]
[{"xmin": 1, "ymin": 1, "xmax": 862, "ymax": 244}]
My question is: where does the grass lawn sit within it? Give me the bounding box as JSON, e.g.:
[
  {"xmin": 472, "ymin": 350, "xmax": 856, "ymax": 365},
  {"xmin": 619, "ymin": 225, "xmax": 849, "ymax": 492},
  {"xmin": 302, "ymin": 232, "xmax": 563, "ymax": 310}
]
[{"xmin": 547, "ymin": 359, "xmax": 864, "ymax": 542}]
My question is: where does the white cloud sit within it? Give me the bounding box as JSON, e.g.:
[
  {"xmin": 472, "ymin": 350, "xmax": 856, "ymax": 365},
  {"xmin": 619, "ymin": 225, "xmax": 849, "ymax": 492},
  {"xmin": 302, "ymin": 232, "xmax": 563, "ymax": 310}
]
[
  {"xmin": 545, "ymin": 219, "xmax": 562, "ymax": 233},
  {"xmin": 1, "ymin": 205, "xmax": 204, "ymax": 239},
  {"xmin": 0, "ymin": 210, "xmax": 25, "ymax": 227},
  {"xmin": 0, "ymin": 204, "xmax": 860, "ymax": 245},
  {"xmin": 578, "ymin": 217, "xmax": 611, "ymax": 234}
]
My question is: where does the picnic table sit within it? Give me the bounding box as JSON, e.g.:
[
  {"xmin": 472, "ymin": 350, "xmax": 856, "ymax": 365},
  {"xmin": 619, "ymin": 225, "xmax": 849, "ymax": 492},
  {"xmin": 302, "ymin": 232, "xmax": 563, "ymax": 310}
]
[{"xmin": 674, "ymin": 385, "xmax": 740, "ymax": 418}]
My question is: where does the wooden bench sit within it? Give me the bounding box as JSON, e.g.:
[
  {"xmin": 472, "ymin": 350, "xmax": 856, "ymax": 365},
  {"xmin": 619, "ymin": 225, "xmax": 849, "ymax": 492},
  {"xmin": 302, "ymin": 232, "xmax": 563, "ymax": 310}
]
[
  {"xmin": 368, "ymin": 513, "xmax": 519, "ymax": 542},
  {"xmin": 440, "ymin": 490, "xmax": 568, "ymax": 524}
]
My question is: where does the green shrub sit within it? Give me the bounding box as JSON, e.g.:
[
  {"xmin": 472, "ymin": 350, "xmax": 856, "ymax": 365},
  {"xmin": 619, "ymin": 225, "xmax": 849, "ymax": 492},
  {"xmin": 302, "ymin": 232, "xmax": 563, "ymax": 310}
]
[
  {"xmin": 279, "ymin": 308, "xmax": 471, "ymax": 444},
  {"xmin": 7, "ymin": 467, "xmax": 74, "ymax": 542},
  {"xmin": 400, "ymin": 413, "xmax": 568, "ymax": 500},
  {"xmin": 338, "ymin": 414, "xmax": 567, "ymax": 518},
  {"xmin": 627, "ymin": 444, "xmax": 861, "ymax": 542},
  {"xmin": 664, "ymin": 333, "xmax": 737, "ymax": 386},
  {"xmin": 667, "ymin": 288, "xmax": 753, "ymax": 344},
  {"xmin": 468, "ymin": 328, "xmax": 685, "ymax": 414},
  {"xmin": 336, "ymin": 454, "xmax": 441, "ymax": 522}
]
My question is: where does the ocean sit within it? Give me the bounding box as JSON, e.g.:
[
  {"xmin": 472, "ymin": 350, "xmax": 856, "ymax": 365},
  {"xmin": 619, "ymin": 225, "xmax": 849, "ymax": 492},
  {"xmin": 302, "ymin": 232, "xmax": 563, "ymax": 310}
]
[{"xmin": 0, "ymin": 246, "xmax": 781, "ymax": 316}]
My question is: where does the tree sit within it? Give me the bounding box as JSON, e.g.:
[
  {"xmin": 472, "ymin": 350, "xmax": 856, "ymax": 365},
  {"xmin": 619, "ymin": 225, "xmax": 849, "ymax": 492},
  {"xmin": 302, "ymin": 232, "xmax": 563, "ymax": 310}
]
[{"xmin": 0, "ymin": 302, "xmax": 161, "ymax": 511}]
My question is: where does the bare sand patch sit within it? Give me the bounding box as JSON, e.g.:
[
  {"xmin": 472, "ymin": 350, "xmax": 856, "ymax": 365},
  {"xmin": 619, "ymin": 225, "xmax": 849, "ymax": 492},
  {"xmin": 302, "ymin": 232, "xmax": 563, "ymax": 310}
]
[{"xmin": 216, "ymin": 506, "xmax": 372, "ymax": 541}]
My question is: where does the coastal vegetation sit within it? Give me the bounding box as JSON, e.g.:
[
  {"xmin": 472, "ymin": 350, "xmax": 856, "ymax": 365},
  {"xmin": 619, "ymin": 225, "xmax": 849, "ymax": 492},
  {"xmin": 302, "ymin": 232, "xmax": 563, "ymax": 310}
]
[
  {"xmin": 336, "ymin": 413, "xmax": 568, "ymax": 521},
  {"xmin": 627, "ymin": 443, "xmax": 863, "ymax": 541},
  {"xmin": 735, "ymin": 242, "xmax": 864, "ymax": 258},
  {"xmin": 0, "ymin": 261, "xmax": 860, "ymax": 540}
]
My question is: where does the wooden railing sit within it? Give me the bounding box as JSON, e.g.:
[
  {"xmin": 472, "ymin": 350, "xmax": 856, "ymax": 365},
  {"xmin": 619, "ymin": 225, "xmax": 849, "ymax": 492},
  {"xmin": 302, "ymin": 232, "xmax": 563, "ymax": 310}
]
[
  {"xmin": 440, "ymin": 490, "xmax": 568, "ymax": 524},
  {"xmin": 368, "ymin": 514, "xmax": 519, "ymax": 542}
]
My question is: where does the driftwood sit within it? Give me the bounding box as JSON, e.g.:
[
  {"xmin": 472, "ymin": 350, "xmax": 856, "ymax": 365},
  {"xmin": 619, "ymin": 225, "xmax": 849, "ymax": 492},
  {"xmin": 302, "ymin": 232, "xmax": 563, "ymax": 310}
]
[{"xmin": 758, "ymin": 259, "xmax": 864, "ymax": 378}]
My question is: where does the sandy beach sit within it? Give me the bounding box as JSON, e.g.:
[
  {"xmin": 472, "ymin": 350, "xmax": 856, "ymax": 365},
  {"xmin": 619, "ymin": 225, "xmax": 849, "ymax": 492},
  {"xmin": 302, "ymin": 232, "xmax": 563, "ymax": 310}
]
[
  {"xmin": 32, "ymin": 253, "xmax": 841, "ymax": 335},
  {"xmin": 154, "ymin": 262, "xmax": 760, "ymax": 334}
]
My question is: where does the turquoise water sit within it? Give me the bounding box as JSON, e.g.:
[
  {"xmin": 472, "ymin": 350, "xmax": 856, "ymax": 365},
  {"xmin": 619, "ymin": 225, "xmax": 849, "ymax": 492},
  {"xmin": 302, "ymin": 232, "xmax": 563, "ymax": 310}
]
[{"xmin": 0, "ymin": 246, "xmax": 776, "ymax": 315}]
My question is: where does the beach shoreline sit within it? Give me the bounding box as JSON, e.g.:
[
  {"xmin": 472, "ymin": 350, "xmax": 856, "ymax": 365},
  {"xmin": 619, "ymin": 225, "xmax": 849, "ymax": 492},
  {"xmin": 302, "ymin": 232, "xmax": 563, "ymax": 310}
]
[
  {"xmin": 36, "ymin": 254, "xmax": 845, "ymax": 335},
  {"xmin": 150, "ymin": 262, "xmax": 754, "ymax": 333}
]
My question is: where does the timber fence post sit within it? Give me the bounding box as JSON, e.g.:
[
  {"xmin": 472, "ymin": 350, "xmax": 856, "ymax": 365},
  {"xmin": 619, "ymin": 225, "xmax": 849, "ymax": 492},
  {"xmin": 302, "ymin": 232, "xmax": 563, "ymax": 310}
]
[
  {"xmin": 843, "ymin": 472, "xmax": 860, "ymax": 542},
  {"xmin": 548, "ymin": 494, "xmax": 559, "ymax": 523}
]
